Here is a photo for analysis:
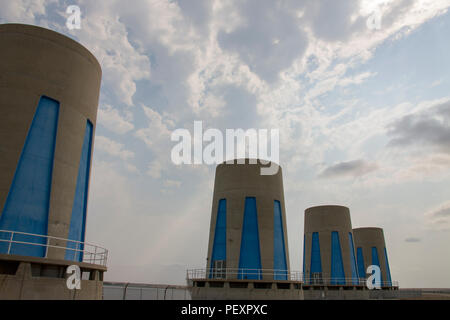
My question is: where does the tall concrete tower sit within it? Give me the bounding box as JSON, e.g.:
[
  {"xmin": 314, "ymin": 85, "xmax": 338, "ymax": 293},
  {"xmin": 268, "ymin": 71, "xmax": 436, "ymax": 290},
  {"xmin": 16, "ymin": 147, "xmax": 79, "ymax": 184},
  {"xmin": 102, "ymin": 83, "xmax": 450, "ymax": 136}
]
[
  {"xmin": 353, "ymin": 227, "xmax": 392, "ymax": 287},
  {"xmin": 0, "ymin": 24, "xmax": 106, "ymax": 299},
  {"xmin": 303, "ymin": 205, "xmax": 359, "ymax": 285},
  {"xmin": 206, "ymin": 159, "xmax": 290, "ymax": 281}
]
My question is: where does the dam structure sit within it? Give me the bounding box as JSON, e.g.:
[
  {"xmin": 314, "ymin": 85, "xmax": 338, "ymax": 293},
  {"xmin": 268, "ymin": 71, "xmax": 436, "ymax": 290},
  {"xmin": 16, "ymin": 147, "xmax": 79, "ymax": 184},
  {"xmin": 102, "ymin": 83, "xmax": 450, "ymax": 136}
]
[{"xmin": 187, "ymin": 160, "xmax": 399, "ymax": 300}]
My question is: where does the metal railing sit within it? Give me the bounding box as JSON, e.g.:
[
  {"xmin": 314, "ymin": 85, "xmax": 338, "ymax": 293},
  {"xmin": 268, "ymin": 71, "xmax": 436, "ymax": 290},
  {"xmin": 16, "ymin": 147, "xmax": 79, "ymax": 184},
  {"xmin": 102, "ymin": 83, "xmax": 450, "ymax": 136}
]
[
  {"xmin": 303, "ymin": 272, "xmax": 398, "ymax": 287},
  {"xmin": 103, "ymin": 282, "xmax": 191, "ymax": 300},
  {"xmin": 187, "ymin": 268, "xmax": 302, "ymax": 281},
  {"xmin": 187, "ymin": 268, "xmax": 399, "ymax": 287},
  {"xmin": 303, "ymin": 278, "xmax": 399, "ymax": 287},
  {"xmin": 0, "ymin": 229, "xmax": 108, "ymax": 267}
]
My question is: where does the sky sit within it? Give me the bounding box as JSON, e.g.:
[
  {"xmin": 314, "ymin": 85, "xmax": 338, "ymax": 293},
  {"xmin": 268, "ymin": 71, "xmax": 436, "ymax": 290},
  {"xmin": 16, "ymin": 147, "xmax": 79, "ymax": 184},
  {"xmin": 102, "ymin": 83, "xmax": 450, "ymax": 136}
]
[{"xmin": 1, "ymin": 0, "xmax": 450, "ymax": 288}]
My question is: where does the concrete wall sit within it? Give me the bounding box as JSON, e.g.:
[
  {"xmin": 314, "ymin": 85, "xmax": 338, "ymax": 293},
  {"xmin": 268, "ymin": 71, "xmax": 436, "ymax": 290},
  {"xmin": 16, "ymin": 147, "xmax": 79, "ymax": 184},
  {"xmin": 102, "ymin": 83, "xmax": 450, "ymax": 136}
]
[
  {"xmin": 353, "ymin": 227, "xmax": 391, "ymax": 285},
  {"xmin": 303, "ymin": 205, "xmax": 357, "ymax": 283},
  {"xmin": 302, "ymin": 287, "xmax": 370, "ymax": 300},
  {"xmin": 190, "ymin": 281, "xmax": 304, "ymax": 300},
  {"xmin": 0, "ymin": 24, "xmax": 101, "ymax": 259},
  {"xmin": 0, "ymin": 254, "xmax": 105, "ymax": 300},
  {"xmin": 206, "ymin": 159, "xmax": 290, "ymax": 280}
]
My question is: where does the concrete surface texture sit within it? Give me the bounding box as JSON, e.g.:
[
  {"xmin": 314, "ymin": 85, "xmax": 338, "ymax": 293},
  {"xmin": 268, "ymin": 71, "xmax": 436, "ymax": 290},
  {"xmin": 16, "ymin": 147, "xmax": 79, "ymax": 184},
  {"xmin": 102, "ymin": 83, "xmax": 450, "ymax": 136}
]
[
  {"xmin": 353, "ymin": 227, "xmax": 392, "ymax": 285},
  {"xmin": 206, "ymin": 159, "xmax": 290, "ymax": 280},
  {"xmin": 303, "ymin": 205, "xmax": 358, "ymax": 284},
  {"xmin": 190, "ymin": 280, "xmax": 304, "ymax": 300},
  {"xmin": 0, "ymin": 254, "xmax": 104, "ymax": 300}
]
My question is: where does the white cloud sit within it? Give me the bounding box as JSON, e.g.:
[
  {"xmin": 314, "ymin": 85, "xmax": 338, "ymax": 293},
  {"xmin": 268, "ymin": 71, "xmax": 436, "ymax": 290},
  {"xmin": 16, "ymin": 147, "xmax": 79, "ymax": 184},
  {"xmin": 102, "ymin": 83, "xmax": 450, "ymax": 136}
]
[
  {"xmin": 319, "ymin": 159, "xmax": 378, "ymax": 178},
  {"xmin": 95, "ymin": 135, "xmax": 134, "ymax": 161},
  {"xmin": 73, "ymin": 0, "xmax": 151, "ymax": 107},
  {"xmin": 97, "ymin": 104, "xmax": 134, "ymax": 134},
  {"xmin": 425, "ymin": 201, "xmax": 450, "ymax": 231},
  {"xmin": 147, "ymin": 160, "xmax": 163, "ymax": 179},
  {"xmin": 125, "ymin": 163, "xmax": 139, "ymax": 174},
  {"xmin": 0, "ymin": 0, "xmax": 52, "ymax": 24},
  {"xmin": 135, "ymin": 104, "xmax": 172, "ymax": 147},
  {"xmin": 163, "ymin": 179, "xmax": 182, "ymax": 188}
]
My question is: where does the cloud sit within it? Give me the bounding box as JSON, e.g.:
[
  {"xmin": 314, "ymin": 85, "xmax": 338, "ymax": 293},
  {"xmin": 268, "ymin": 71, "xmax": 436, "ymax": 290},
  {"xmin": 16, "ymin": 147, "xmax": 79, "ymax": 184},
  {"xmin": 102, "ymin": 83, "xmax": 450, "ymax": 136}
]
[
  {"xmin": 0, "ymin": 0, "xmax": 52, "ymax": 24},
  {"xmin": 404, "ymin": 237, "xmax": 421, "ymax": 243},
  {"xmin": 378, "ymin": 0, "xmax": 417, "ymax": 29},
  {"xmin": 97, "ymin": 105, "xmax": 134, "ymax": 134},
  {"xmin": 387, "ymin": 101, "xmax": 450, "ymax": 153},
  {"xmin": 72, "ymin": 0, "xmax": 151, "ymax": 107},
  {"xmin": 319, "ymin": 159, "xmax": 378, "ymax": 178},
  {"xmin": 432, "ymin": 207, "xmax": 450, "ymax": 218},
  {"xmin": 125, "ymin": 163, "xmax": 139, "ymax": 173},
  {"xmin": 425, "ymin": 201, "xmax": 450, "ymax": 231},
  {"xmin": 175, "ymin": 0, "xmax": 214, "ymax": 36},
  {"xmin": 147, "ymin": 160, "xmax": 163, "ymax": 179},
  {"xmin": 307, "ymin": 69, "xmax": 376, "ymax": 99},
  {"xmin": 95, "ymin": 136, "xmax": 135, "ymax": 161},
  {"xmin": 306, "ymin": 0, "xmax": 365, "ymax": 42},
  {"xmin": 135, "ymin": 105, "xmax": 172, "ymax": 147},
  {"xmin": 217, "ymin": 0, "xmax": 308, "ymax": 83},
  {"xmin": 163, "ymin": 179, "xmax": 182, "ymax": 188}
]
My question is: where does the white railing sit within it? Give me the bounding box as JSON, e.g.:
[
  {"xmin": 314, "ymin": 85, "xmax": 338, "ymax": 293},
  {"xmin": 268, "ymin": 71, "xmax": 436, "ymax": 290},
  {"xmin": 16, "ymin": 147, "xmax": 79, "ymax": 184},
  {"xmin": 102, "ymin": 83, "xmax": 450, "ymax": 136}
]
[
  {"xmin": 0, "ymin": 229, "xmax": 108, "ymax": 267},
  {"xmin": 303, "ymin": 277, "xmax": 399, "ymax": 287},
  {"xmin": 187, "ymin": 268, "xmax": 399, "ymax": 287},
  {"xmin": 187, "ymin": 268, "xmax": 302, "ymax": 281}
]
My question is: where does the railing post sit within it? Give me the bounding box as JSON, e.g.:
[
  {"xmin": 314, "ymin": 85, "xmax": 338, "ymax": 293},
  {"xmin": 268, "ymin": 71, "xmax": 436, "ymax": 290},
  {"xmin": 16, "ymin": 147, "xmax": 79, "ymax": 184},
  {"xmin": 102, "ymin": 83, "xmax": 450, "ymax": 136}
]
[
  {"xmin": 44, "ymin": 237, "xmax": 49, "ymax": 258},
  {"xmin": 78, "ymin": 241, "xmax": 81, "ymax": 262},
  {"xmin": 7, "ymin": 231, "xmax": 14, "ymax": 254}
]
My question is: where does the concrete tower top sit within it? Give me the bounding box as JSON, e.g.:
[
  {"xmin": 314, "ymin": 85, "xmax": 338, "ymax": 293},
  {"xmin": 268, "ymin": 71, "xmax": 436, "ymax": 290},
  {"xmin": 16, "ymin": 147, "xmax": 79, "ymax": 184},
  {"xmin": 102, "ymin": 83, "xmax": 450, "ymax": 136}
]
[
  {"xmin": 214, "ymin": 159, "xmax": 283, "ymax": 193},
  {"xmin": 353, "ymin": 227, "xmax": 383, "ymax": 231},
  {"xmin": 353, "ymin": 227, "xmax": 386, "ymax": 246},
  {"xmin": 0, "ymin": 23, "xmax": 101, "ymax": 74},
  {"xmin": 218, "ymin": 158, "xmax": 279, "ymax": 165},
  {"xmin": 0, "ymin": 23, "xmax": 102, "ymax": 121},
  {"xmin": 304, "ymin": 205, "xmax": 352, "ymax": 232}
]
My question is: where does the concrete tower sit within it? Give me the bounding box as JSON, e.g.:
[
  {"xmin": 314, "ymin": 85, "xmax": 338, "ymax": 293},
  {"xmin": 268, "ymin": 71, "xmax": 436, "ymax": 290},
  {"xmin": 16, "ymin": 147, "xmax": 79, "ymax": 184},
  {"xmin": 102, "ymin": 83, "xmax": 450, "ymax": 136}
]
[
  {"xmin": 303, "ymin": 205, "xmax": 359, "ymax": 285},
  {"xmin": 0, "ymin": 24, "xmax": 106, "ymax": 299},
  {"xmin": 206, "ymin": 159, "xmax": 290, "ymax": 281},
  {"xmin": 353, "ymin": 227, "xmax": 392, "ymax": 287}
]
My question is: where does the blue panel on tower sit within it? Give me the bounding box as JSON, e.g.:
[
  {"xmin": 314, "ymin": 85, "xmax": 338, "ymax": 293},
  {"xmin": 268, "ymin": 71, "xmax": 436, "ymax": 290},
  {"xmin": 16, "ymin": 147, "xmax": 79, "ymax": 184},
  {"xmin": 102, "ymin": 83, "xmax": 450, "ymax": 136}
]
[
  {"xmin": 371, "ymin": 247, "xmax": 380, "ymax": 267},
  {"xmin": 384, "ymin": 247, "xmax": 392, "ymax": 286},
  {"xmin": 302, "ymin": 235, "xmax": 306, "ymax": 280},
  {"xmin": 65, "ymin": 120, "xmax": 93, "ymax": 262},
  {"xmin": 0, "ymin": 96, "xmax": 59, "ymax": 257},
  {"xmin": 238, "ymin": 197, "xmax": 262, "ymax": 280},
  {"xmin": 348, "ymin": 232, "xmax": 359, "ymax": 284},
  {"xmin": 357, "ymin": 247, "xmax": 365, "ymax": 280},
  {"xmin": 209, "ymin": 198, "xmax": 227, "ymax": 277},
  {"xmin": 331, "ymin": 231, "xmax": 345, "ymax": 285},
  {"xmin": 310, "ymin": 232, "xmax": 322, "ymax": 284},
  {"xmin": 273, "ymin": 200, "xmax": 287, "ymax": 280}
]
